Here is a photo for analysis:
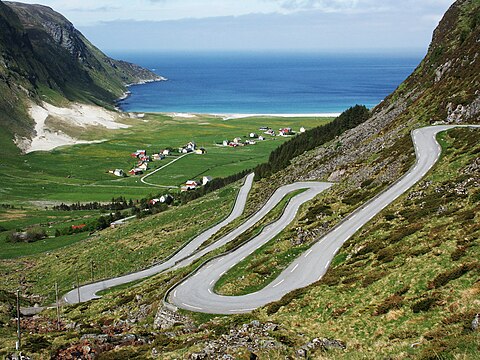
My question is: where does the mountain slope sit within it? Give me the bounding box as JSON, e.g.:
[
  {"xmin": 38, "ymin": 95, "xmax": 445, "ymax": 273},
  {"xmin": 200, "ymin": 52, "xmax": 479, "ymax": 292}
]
[
  {"xmin": 0, "ymin": 0, "xmax": 478, "ymax": 359},
  {"xmin": 0, "ymin": 1, "xmax": 161, "ymax": 152}
]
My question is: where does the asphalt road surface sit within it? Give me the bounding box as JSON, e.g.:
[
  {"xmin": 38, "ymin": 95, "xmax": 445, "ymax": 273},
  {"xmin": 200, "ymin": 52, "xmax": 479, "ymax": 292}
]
[{"xmin": 168, "ymin": 125, "xmax": 479, "ymax": 314}]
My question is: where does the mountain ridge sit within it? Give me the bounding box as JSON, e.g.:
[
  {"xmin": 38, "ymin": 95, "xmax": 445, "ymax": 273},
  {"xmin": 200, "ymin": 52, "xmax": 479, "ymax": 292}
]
[{"xmin": 0, "ymin": 1, "xmax": 162, "ymax": 151}]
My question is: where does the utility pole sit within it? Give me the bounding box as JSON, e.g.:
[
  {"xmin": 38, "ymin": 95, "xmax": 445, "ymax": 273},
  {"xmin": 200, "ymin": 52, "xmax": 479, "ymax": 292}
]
[
  {"xmin": 16, "ymin": 290, "xmax": 21, "ymax": 351},
  {"xmin": 76, "ymin": 271, "xmax": 81, "ymax": 303},
  {"xmin": 55, "ymin": 282, "xmax": 61, "ymax": 330}
]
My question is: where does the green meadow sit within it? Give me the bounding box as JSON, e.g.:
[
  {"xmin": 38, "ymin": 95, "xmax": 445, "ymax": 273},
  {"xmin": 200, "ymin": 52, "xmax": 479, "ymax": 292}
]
[
  {"xmin": 0, "ymin": 113, "xmax": 331, "ymax": 203},
  {"xmin": 0, "ymin": 113, "xmax": 331, "ymax": 258}
]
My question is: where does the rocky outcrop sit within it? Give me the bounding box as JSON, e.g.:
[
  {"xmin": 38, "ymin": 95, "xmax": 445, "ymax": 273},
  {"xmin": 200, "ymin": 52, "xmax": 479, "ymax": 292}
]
[
  {"xmin": 153, "ymin": 306, "xmax": 195, "ymax": 330},
  {"xmin": 188, "ymin": 321, "xmax": 282, "ymax": 359},
  {"xmin": 295, "ymin": 338, "xmax": 346, "ymax": 358}
]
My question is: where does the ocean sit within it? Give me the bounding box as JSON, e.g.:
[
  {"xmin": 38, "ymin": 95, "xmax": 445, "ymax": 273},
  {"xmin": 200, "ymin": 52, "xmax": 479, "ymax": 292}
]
[{"xmin": 112, "ymin": 52, "xmax": 422, "ymax": 114}]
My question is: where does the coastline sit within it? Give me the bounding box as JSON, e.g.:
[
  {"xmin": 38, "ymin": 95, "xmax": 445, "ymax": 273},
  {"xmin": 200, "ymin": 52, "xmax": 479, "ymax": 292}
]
[
  {"xmin": 166, "ymin": 112, "xmax": 340, "ymax": 120},
  {"xmin": 116, "ymin": 76, "xmax": 168, "ymax": 104}
]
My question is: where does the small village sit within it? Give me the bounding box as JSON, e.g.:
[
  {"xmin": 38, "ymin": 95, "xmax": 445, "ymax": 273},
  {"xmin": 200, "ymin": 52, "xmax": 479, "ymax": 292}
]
[{"xmin": 108, "ymin": 125, "xmax": 306, "ymax": 192}]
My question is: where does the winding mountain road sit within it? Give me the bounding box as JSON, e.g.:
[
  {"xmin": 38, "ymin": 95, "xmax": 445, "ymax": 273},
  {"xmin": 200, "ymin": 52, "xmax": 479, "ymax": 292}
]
[
  {"xmin": 64, "ymin": 173, "xmax": 255, "ymax": 303},
  {"xmin": 65, "ymin": 125, "xmax": 478, "ymax": 312},
  {"xmin": 168, "ymin": 125, "xmax": 479, "ymax": 314}
]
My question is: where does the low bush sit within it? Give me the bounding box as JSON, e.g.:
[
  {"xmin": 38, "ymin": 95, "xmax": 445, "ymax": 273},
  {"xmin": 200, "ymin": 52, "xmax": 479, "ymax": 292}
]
[
  {"xmin": 8, "ymin": 227, "xmax": 46, "ymax": 243},
  {"xmin": 450, "ymin": 246, "xmax": 467, "ymax": 261},
  {"xmin": 266, "ymin": 288, "xmax": 306, "ymax": 315},
  {"xmin": 411, "ymin": 295, "xmax": 438, "ymax": 313},
  {"xmin": 377, "ymin": 247, "xmax": 396, "ymax": 263},
  {"xmin": 428, "ymin": 263, "xmax": 478, "ymax": 289},
  {"xmin": 389, "ymin": 223, "xmax": 423, "ymax": 243},
  {"xmin": 374, "ymin": 294, "xmax": 403, "ymax": 315}
]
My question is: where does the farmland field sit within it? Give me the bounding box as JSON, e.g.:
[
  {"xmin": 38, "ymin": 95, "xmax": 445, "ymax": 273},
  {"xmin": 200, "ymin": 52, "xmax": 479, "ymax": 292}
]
[
  {"xmin": 0, "ymin": 113, "xmax": 332, "ymax": 203},
  {"xmin": 0, "ymin": 113, "xmax": 332, "ymax": 257}
]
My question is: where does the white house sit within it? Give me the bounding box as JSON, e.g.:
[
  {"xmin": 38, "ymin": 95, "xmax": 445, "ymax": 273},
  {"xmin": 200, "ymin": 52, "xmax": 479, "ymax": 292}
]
[
  {"xmin": 185, "ymin": 180, "xmax": 198, "ymax": 190},
  {"xmin": 159, "ymin": 194, "xmax": 174, "ymax": 204},
  {"xmin": 113, "ymin": 169, "xmax": 125, "ymax": 177},
  {"xmin": 202, "ymin": 176, "xmax": 213, "ymax": 185}
]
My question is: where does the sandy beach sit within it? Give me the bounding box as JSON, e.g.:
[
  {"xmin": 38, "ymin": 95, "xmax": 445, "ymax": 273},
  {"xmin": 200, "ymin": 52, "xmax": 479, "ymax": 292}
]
[
  {"xmin": 17, "ymin": 102, "xmax": 339, "ymax": 154},
  {"xmin": 17, "ymin": 102, "xmax": 129, "ymax": 154}
]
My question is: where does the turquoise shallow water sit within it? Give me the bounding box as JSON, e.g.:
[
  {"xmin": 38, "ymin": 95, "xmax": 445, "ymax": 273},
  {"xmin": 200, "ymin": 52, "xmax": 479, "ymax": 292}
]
[{"xmin": 113, "ymin": 52, "xmax": 422, "ymax": 114}]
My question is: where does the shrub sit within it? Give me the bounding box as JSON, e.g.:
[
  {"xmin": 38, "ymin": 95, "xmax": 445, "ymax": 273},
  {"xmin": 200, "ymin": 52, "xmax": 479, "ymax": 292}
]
[
  {"xmin": 23, "ymin": 335, "xmax": 51, "ymax": 352},
  {"xmin": 377, "ymin": 247, "xmax": 396, "ymax": 263},
  {"xmin": 362, "ymin": 271, "xmax": 387, "ymax": 288},
  {"xmin": 411, "ymin": 296, "xmax": 438, "ymax": 313},
  {"xmin": 389, "ymin": 223, "xmax": 423, "ymax": 243},
  {"xmin": 8, "ymin": 227, "xmax": 47, "ymax": 243},
  {"xmin": 450, "ymin": 246, "xmax": 467, "ymax": 261},
  {"xmin": 428, "ymin": 263, "xmax": 478, "ymax": 289},
  {"xmin": 374, "ymin": 294, "xmax": 403, "ymax": 315}
]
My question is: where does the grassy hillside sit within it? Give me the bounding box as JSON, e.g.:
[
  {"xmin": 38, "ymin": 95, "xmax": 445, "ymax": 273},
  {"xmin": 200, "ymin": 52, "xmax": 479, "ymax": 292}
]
[{"xmin": 0, "ymin": 0, "xmax": 479, "ymax": 358}]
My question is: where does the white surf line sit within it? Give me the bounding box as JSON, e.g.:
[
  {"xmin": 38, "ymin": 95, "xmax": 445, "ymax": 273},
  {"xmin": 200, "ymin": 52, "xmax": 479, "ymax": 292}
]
[{"xmin": 140, "ymin": 152, "xmax": 193, "ymax": 188}]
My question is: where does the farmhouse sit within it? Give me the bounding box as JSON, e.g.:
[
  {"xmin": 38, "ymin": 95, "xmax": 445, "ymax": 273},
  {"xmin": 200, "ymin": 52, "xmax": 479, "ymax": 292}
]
[
  {"xmin": 181, "ymin": 180, "xmax": 198, "ymax": 191},
  {"xmin": 179, "ymin": 141, "xmax": 197, "ymax": 153},
  {"xmin": 129, "ymin": 168, "xmax": 143, "ymax": 175},
  {"xmin": 202, "ymin": 176, "xmax": 213, "ymax": 185},
  {"xmin": 159, "ymin": 194, "xmax": 174, "ymax": 204},
  {"xmin": 152, "ymin": 153, "xmax": 165, "ymax": 161},
  {"xmin": 131, "ymin": 150, "xmax": 146, "ymax": 158},
  {"xmin": 138, "ymin": 162, "xmax": 149, "ymax": 171},
  {"xmin": 113, "ymin": 169, "xmax": 125, "ymax": 177},
  {"xmin": 279, "ymin": 128, "xmax": 294, "ymax": 136}
]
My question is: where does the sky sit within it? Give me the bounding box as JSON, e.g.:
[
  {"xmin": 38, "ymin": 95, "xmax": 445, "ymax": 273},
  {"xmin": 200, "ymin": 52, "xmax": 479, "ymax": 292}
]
[{"xmin": 14, "ymin": 0, "xmax": 456, "ymax": 53}]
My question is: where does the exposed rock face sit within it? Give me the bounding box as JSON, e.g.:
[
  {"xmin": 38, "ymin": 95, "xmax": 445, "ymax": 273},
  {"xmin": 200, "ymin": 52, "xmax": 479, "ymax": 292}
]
[
  {"xmin": 446, "ymin": 95, "xmax": 480, "ymax": 123},
  {"xmin": 42, "ymin": 20, "xmax": 87, "ymax": 61},
  {"xmin": 154, "ymin": 306, "xmax": 194, "ymax": 330},
  {"xmin": 296, "ymin": 338, "xmax": 346, "ymax": 358},
  {"xmin": 189, "ymin": 320, "xmax": 282, "ymax": 359}
]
